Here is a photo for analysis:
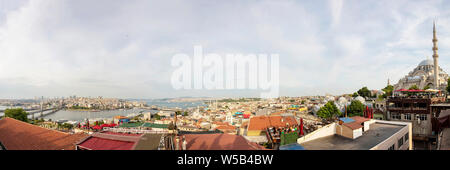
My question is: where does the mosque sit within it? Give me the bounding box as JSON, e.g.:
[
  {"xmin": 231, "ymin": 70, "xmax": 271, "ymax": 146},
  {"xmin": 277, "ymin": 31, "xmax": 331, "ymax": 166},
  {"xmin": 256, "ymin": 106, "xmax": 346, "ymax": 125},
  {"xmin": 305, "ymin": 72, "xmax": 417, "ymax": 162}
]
[{"xmin": 394, "ymin": 22, "xmax": 449, "ymax": 91}]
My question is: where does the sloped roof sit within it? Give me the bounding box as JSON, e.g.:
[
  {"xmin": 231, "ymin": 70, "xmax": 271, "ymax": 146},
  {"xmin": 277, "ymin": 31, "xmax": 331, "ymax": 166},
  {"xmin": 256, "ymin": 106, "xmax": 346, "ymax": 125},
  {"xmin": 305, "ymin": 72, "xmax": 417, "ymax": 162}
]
[
  {"xmin": 215, "ymin": 125, "xmax": 236, "ymax": 130},
  {"xmin": 77, "ymin": 137, "xmax": 136, "ymax": 150},
  {"xmin": 342, "ymin": 116, "xmax": 370, "ymax": 130},
  {"xmin": 343, "ymin": 121, "xmax": 363, "ymax": 130},
  {"xmin": 182, "ymin": 133, "xmax": 266, "ymax": 150},
  {"xmin": 248, "ymin": 115, "xmax": 298, "ymax": 131},
  {"xmin": 0, "ymin": 117, "xmax": 87, "ymax": 150},
  {"xmin": 77, "ymin": 132, "xmax": 141, "ymax": 150}
]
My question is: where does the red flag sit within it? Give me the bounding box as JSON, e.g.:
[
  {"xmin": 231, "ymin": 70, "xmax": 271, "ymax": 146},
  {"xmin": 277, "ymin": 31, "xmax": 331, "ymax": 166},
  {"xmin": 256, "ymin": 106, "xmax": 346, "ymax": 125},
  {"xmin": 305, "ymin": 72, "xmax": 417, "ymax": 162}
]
[{"xmin": 300, "ymin": 118, "xmax": 304, "ymax": 136}]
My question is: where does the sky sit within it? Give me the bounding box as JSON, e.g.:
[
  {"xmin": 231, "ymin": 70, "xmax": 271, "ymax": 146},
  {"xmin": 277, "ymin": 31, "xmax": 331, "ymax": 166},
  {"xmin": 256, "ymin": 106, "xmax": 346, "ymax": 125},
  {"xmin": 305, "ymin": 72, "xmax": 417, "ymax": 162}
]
[{"xmin": 1, "ymin": 0, "xmax": 450, "ymax": 99}]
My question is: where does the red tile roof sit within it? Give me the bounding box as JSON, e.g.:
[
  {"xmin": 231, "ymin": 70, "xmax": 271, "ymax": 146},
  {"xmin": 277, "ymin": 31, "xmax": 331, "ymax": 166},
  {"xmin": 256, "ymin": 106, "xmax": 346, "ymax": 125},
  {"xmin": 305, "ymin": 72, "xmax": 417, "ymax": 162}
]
[
  {"xmin": 182, "ymin": 134, "xmax": 266, "ymax": 150},
  {"xmin": 350, "ymin": 116, "xmax": 370, "ymax": 123},
  {"xmin": 77, "ymin": 137, "xmax": 136, "ymax": 150},
  {"xmin": 76, "ymin": 132, "xmax": 141, "ymax": 150},
  {"xmin": 343, "ymin": 121, "xmax": 363, "ymax": 130},
  {"xmin": 248, "ymin": 115, "xmax": 298, "ymax": 131},
  {"xmin": 0, "ymin": 117, "xmax": 87, "ymax": 150},
  {"xmin": 213, "ymin": 121, "xmax": 229, "ymax": 126},
  {"xmin": 342, "ymin": 116, "xmax": 369, "ymax": 130},
  {"xmin": 215, "ymin": 125, "xmax": 236, "ymax": 130}
]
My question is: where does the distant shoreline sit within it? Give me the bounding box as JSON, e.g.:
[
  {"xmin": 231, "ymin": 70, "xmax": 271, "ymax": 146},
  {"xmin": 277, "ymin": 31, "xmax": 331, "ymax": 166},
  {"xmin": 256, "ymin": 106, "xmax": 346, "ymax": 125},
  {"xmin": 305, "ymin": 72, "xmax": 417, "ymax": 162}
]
[{"xmin": 65, "ymin": 108, "xmax": 131, "ymax": 112}]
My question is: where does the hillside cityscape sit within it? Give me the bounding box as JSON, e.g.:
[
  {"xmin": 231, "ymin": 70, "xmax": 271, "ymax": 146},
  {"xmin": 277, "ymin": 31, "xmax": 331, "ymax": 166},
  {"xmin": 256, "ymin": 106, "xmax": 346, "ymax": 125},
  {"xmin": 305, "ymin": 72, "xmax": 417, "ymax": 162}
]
[{"xmin": 1, "ymin": 0, "xmax": 450, "ymax": 152}]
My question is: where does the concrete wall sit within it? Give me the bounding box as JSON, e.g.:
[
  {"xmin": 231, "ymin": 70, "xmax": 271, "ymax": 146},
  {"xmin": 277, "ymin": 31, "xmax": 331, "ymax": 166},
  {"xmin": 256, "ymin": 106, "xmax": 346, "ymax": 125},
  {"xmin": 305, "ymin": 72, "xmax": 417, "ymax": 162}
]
[
  {"xmin": 247, "ymin": 130, "xmax": 263, "ymax": 136},
  {"xmin": 353, "ymin": 128, "xmax": 362, "ymax": 139},
  {"xmin": 363, "ymin": 119, "xmax": 376, "ymax": 131},
  {"xmin": 297, "ymin": 123, "xmax": 336, "ymax": 144},
  {"xmin": 411, "ymin": 114, "xmax": 432, "ymax": 137},
  {"xmin": 370, "ymin": 120, "xmax": 412, "ymax": 150},
  {"xmin": 387, "ymin": 112, "xmax": 432, "ymax": 137}
]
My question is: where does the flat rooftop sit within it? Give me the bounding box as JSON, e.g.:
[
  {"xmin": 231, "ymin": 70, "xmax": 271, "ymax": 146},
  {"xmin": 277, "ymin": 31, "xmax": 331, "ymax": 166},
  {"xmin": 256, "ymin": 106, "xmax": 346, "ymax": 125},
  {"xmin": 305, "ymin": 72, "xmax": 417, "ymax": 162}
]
[
  {"xmin": 134, "ymin": 134, "xmax": 162, "ymax": 150},
  {"xmin": 300, "ymin": 123, "xmax": 404, "ymax": 150}
]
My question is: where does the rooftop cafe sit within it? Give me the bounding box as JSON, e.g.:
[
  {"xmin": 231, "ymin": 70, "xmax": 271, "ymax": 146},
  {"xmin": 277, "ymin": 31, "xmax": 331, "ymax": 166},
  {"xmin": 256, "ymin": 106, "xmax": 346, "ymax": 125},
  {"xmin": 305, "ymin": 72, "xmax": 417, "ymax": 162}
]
[{"xmin": 392, "ymin": 88, "xmax": 445, "ymax": 98}]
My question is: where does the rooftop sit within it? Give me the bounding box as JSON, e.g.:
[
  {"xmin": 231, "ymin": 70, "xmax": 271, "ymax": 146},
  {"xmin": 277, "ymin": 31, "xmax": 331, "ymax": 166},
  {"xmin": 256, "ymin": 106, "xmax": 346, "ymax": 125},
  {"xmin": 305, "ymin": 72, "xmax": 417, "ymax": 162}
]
[
  {"xmin": 77, "ymin": 132, "xmax": 141, "ymax": 150},
  {"xmin": 0, "ymin": 117, "xmax": 87, "ymax": 150},
  {"xmin": 182, "ymin": 133, "xmax": 266, "ymax": 150},
  {"xmin": 248, "ymin": 115, "xmax": 298, "ymax": 131},
  {"xmin": 142, "ymin": 122, "xmax": 169, "ymax": 129},
  {"xmin": 300, "ymin": 122, "xmax": 404, "ymax": 150},
  {"xmin": 134, "ymin": 134, "xmax": 163, "ymax": 150}
]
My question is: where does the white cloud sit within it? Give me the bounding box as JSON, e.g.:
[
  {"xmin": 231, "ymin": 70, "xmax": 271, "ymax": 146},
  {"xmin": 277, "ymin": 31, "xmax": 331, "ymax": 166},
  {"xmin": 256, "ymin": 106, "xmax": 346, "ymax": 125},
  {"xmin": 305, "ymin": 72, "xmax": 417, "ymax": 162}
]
[
  {"xmin": 1, "ymin": 0, "xmax": 450, "ymax": 98},
  {"xmin": 329, "ymin": 0, "xmax": 343, "ymax": 28}
]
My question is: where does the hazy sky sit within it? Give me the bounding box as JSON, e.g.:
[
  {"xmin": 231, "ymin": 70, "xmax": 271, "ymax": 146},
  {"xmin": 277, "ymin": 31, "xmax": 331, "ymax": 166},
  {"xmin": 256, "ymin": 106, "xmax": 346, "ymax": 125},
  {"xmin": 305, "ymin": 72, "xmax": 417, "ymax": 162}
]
[{"xmin": 1, "ymin": 0, "xmax": 450, "ymax": 99}]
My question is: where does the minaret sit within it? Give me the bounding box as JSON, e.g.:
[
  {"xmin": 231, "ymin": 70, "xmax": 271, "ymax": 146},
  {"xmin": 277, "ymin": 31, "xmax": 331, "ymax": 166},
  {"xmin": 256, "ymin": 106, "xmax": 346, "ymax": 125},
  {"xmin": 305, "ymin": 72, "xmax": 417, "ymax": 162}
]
[{"xmin": 432, "ymin": 21, "xmax": 439, "ymax": 89}]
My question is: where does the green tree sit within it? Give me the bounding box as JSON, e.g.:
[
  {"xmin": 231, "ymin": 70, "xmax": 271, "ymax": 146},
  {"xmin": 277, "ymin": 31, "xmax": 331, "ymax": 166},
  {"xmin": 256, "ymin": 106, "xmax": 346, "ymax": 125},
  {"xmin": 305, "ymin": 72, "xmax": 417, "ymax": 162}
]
[
  {"xmin": 423, "ymin": 85, "xmax": 431, "ymax": 90},
  {"xmin": 381, "ymin": 85, "xmax": 394, "ymax": 98},
  {"xmin": 447, "ymin": 79, "xmax": 450, "ymax": 93},
  {"xmin": 317, "ymin": 101, "xmax": 341, "ymax": 119},
  {"xmin": 352, "ymin": 92, "xmax": 359, "ymax": 98},
  {"xmin": 409, "ymin": 85, "xmax": 419, "ymax": 90},
  {"xmin": 183, "ymin": 111, "xmax": 188, "ymax": 116},
  {"xmin": 61, "ymin": 123, "xmax": 74, "ymax": 129},
  {"xmin": 168, "ymin": 121, "xmax": 175, "ymax": 130},
  {"xmin": 4, "ymin": 108, "xmax": 28, "ymax": 122},
  {"xmin": 347, "ymin": 100, "xmax": 365, "ymax": 117},
  {"xmin": 357, "ymin": 87, "xmax": 371, "ymax": 98},
  {"xmin": 153, "ymin": 114, "xmax": 161, "ymax": 120}
]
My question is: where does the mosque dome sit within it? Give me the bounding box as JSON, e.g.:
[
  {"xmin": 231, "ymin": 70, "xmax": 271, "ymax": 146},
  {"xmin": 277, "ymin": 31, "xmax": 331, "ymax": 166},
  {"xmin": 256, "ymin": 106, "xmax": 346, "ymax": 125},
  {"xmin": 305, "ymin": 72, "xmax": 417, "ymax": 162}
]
[{"xmin": 418, "ymin": 59, "xmax": 434, "ymax": 66}]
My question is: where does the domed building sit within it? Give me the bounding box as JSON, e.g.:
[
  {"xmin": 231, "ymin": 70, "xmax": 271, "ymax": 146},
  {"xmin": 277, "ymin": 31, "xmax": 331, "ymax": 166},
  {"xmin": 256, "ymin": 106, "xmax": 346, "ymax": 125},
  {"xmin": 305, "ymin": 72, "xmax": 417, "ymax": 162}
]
[{"xmin": 394, "ymin": 22, "xmax": 449, "ymax": 90}]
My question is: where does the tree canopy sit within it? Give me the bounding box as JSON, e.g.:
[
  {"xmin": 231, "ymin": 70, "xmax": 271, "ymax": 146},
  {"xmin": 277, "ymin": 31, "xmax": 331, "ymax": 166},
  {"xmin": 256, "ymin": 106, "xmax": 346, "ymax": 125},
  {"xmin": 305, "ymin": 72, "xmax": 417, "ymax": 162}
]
[
  {"xmin": 168, "ymin": 121, "xmax": 175, "ymax": 130},
  {"xmin": 423, "ymin": 85, "xmax": 431, "ymax": 90},
  {"xmin": 409, "ymin": 85, "xmax": 419, "ymax": 90},
  {"xmin": 357, "ymin": 87, "xmax": 371, "ymax": 98},
  {"xmin": 381, "ymin": 85, "xmax": 394, "ymax": 98},
  {"xmin": 317, "ymin": 101, "xmax": 341, "ymax": 119},
  {"xmin": 447, "ymin": 79, "xmax": 450, "ymax": 93},
  {"xmin": 4, "ymin": 108, "xmax": 28, "ymax": 122},
  {"xmin": 347, "ymin": 100, "xmax": 365, "ymax": 117},
  {"xmin": 153, "ymin": 114, "xmax": 161, "ymax": 120}
]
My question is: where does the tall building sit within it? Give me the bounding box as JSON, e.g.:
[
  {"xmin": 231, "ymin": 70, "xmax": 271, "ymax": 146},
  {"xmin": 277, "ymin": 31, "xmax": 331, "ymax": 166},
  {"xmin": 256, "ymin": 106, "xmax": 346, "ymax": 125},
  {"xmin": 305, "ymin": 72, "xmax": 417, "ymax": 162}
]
[{"xmin": 394, "ymin": 22, "xmax": 449, "ymax": 90}]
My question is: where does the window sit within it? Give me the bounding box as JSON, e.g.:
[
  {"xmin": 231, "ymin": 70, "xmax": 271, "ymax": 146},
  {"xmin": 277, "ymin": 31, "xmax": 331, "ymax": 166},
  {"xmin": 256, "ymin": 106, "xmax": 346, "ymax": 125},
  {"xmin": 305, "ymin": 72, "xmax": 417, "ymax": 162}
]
[
  {"xmin": 404, "ymin": 114, "xmax": 411, "ymax": 120},
  {"xmin": 417, "ymin": 114, "xmax": 427, "ymax": 121},
  {"xmin": 392, "ymin": 114, "xmax": 401, "ymax": 120},
  {"xmin": 404, "ymin": 133, "xmax": 409, "ymax": 142},
  {"xmin": 388, "ymin": 144, "xmax": 395, "ymax": 150},
  {"xmin": 398, "ymin": 137, "xmax": 404, "ymax": 147}
]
